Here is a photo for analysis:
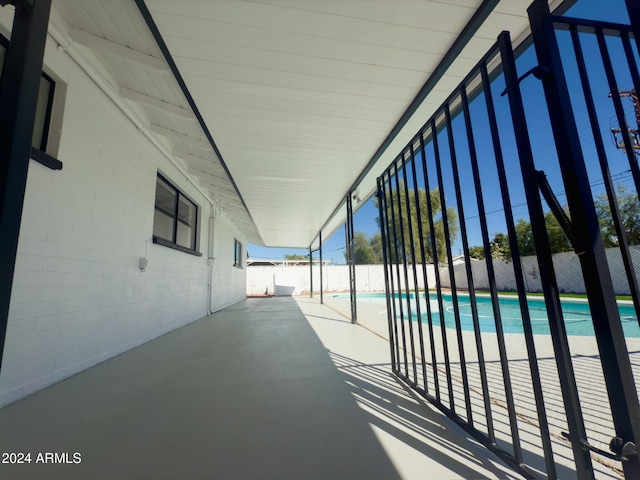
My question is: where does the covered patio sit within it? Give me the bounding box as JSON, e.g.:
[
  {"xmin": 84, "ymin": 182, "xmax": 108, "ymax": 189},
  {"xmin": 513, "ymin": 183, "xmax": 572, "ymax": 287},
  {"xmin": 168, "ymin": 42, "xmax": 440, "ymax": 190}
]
[
  {"xmin": 0, "ymin": 297, "xmax": 522, "ymax": 479},
  {"xmin": 1, "ymin": 0, "xmax": 640, "ymax": 478}
]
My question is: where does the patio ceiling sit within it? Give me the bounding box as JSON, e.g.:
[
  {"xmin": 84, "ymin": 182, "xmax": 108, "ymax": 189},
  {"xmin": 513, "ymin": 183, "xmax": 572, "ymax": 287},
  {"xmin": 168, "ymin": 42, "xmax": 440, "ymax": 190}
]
[{"xmin": 50, "ymin": 0, "xmax": 570, "ymax": 249}]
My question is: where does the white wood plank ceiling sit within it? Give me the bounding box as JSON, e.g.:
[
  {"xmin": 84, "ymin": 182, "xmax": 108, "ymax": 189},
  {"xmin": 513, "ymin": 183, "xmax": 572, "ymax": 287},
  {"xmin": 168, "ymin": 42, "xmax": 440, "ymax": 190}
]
[{"xmin": 50, "ymin": 0, "xmax": 568, "ymax": 248}]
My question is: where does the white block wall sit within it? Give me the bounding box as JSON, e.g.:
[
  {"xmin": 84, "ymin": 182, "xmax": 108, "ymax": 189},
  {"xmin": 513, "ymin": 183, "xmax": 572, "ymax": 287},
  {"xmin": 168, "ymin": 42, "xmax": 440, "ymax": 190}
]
[
  {"xmin": 246, "ymin": 264, "xmax": 437, "ymax": 295},
  {"xmin": 442, "ymin": 246, "xmax": 640, "ymax": 295},
  {"xmin": 210, "ymin": 213, "xmax": 247, "ymax": 312},
  {"xmin": 0, "ymin": 21, "xmax": 247, "ymax": 406}
]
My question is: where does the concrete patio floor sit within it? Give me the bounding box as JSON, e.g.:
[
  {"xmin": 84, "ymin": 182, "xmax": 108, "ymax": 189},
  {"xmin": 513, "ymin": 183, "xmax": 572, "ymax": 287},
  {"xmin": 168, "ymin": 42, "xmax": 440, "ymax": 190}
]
[{"xmin": 0, "ymin": 296, "xmax": 523, "ymax": 480}]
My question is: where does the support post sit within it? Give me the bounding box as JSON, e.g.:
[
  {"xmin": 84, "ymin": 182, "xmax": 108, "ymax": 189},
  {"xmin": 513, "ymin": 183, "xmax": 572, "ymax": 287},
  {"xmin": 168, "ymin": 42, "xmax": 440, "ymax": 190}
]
[
  {"xmin": 529, "ymin": 1, "xmax": 640, "ymax": 477},
  {"xmin": 346, "ymin": 195, "xmax": 357, "ymax": 324},
  {"xmin": 319, "ymin": 231, "xmax": 323, "ymax": 304},
  {"xmin": 0, "ymin": 0, "xmax": 52, "ymax": 377},
  {"xmin": 309, "ymin": 247, "xmax": 313, "ymax": 298}
]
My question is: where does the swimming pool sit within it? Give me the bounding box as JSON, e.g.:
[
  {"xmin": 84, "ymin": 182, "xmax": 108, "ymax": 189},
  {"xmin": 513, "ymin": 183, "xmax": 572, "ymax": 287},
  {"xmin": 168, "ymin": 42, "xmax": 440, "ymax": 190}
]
[{"xmin": 333, "ymin": 292, "xmax": 640, "ymax": 338}]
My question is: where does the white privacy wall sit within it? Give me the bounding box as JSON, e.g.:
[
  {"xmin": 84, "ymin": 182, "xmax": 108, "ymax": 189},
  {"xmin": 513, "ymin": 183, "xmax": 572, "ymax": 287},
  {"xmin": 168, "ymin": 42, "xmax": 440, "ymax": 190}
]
[
  {"xmin": 247, "ymin": 265, "xmax": 437, "ymax": 295},
  {"xmin": 0, "ymin": 25, "xmax": 246, "ymax": 406},
  {"xmin": 248, "ymin": 248, "xmax": 640, "ymax": 297},
  {"xmin": 439, "ymin": 247, "xmax": 640, "ymax": 295}
]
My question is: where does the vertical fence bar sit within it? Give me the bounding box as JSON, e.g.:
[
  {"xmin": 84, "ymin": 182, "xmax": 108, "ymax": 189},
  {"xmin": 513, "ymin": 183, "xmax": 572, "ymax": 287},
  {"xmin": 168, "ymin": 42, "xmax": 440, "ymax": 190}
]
[
  {"xmin": 401, "ymin": 153, "xmax": 428, "ymax": 390},
  {"xmin": 441, "ymin": 105, "xmax": 473, "ymax": 423},
  {"xmin": 620, "ymin": 34, "xmax": 640, "ymax": 193},
  {"xmin": 596, "ymin": 28, "xmax": 640, "ymax": 206},
  {"xmin": 378, "ymin": 177, "xmax": 397, "ymax": 373},
  {"xmin": 569, "ymin": 25, "xmax": 640, "ymax": 325},
  {"xmin": 409, "ymin": 143, "xmax": 437, "ymax": 395},
  {"xmin": 620, "ymin": 35, "xmax": 640, "ymax": 106},
  {"xmin": 319, "ymin": 231, "xmax": 323, "ymax": 304},
  {"xmin": 478, "ymin": 63, "xmax": 523, "ymax": 464},
  {"xmin": 625, "ymin": 0, "xmax": 640, "ymax": 55},
  {"xmin": 422, "ymin": 125, "xmax": 453, "ymax": 408},
  {"xmin": 387, "ymin": 169, "xmax": 409, "ymax": 376},
  {"xmin": 381, "ymin": 173, "xmax": 402, "ymax": 371},
  {"xmin": 416, "ymin": 138, "xmax": 441, "ymax": 398},
  {"xmin": 509, "ymin": 6, "xmax": 595, "ymax": 476},
  {"xmin": 529, "ymin": 2, "xmax": 640, "ymax": 477},
  {"xmin": 458, "ymin": 86, "xmax": 496, "ymax": 444},
  {"xmin": 394, "ymin": 160, "xmax": 418, "ymax": 384},
  {"xmin": 496, "ymin": 31, "xmax": 558, "ymax": 478},
  {"xmin": 0, "ymin": 0, "xmax": 53, "ymax": 377}
]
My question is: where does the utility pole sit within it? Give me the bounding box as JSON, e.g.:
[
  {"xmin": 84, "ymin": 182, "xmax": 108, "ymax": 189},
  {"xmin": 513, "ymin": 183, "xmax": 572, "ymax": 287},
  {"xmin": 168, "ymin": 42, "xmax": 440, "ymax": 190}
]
[{"xmin": 610, "ymin": 89, "xmax": 640, "ymax": 155}]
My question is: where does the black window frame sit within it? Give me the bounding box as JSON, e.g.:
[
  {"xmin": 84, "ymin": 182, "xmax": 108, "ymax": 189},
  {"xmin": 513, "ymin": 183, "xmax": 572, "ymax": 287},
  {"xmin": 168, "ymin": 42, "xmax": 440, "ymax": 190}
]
[
  {"xmin": 153, "ymin": 173, "xmax": 201, "ymax": 256},
  {"xmin": 234, "ymin": 239, "xmax": 243, "ymax": 268},
  {"xmin": 34, "ymin": 70, "xmax": 55, "ymax": 152},
  {"xmin": 0, "ymin": 32, "xmax": 62, "ymax": 170}
]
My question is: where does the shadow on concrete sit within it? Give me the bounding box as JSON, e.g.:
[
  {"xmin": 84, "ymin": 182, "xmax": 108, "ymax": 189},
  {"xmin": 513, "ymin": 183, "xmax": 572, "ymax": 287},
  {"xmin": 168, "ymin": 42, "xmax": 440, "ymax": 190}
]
[{"xmin": 328, "ymin": 350, "xmax": 524, "ymax": 480}]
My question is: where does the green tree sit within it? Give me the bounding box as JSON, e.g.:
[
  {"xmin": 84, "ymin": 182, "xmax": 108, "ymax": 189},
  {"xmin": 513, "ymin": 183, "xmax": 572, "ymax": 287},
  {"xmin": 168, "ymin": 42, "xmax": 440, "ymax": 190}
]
[
  {"xmin": 512, "ymin": 211, "xmax": 573, "ymax": 256},
  {"xmin": 515, "ymin": 218, "xmax": 535, "ymax": 256},
  {"xmin": 511, "ymin": 212, "xmax": 573, "ymax": 257},
  {"xmin": 467, "ymin": 232, "xmax": 512, "ymax": 260},
  {"xmin": 469, "ymin": 210, "xmax": 573, "ymax": 260},
  {"xmin": 369, "ymin": 232, "xmax": 383, "ymax": 263},
  {"xmin": 468, "ymin": 245, "xmax": 485, "ymax": 259},
  {"xmin": 491, "ymin": 232, "xmax": 511, "ymax": 260},
  {"xmin": 544, "ymin": 210, "xmax": 572, "ymax": 254},
  {"xmin": 377, "ymin": 183, "xmax": 459, "ymax": 263},
  {"xmin": 284, "ymin": 254, "xmax": 308, "ymax": 261},
  {"xmin": 345, "ymin": 231, "xmax": 383, "ymax": 264},
  {"xmin": 594, "ymin": 184, "xmax": 640, "ymax": 247}
]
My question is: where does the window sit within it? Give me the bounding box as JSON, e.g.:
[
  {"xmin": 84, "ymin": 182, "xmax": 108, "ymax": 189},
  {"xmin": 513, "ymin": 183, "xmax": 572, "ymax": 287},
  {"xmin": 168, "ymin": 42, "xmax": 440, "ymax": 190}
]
[
  {"xmin": 153, "ymin": 174, "xmax": 200, "ymax": 255},
  {"xmin": 0, "ymin": 32, "xmax": 61, "ymax": 170},
  {"xmin": 31, "ymin": 71, "xmax": 55, "ymax": 152},
  {"xmin": 234, "ymin": 239, "xmax": 243, "ymax": 268}
]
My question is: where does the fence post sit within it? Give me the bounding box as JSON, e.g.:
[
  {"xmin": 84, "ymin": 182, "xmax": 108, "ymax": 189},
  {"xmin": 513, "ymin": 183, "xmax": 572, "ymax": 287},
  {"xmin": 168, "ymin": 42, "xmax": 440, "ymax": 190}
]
[
  {"xmin": 309, "ymin": 247, "xmax": 313, "ymax": 297},
  {"xmin": 528, "ymin": 1, "xmax": 640, "ymax": 477},
  {"xmin": 346, "ymin": 194, "xmax": 357, "ymax": 324}
]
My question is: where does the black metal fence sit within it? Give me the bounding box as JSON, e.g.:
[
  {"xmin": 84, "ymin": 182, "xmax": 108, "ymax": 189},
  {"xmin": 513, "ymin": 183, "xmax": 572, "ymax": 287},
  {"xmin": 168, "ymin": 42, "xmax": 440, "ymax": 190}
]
[{"xmin": 376, "ymin": 1, "xmax": 640, "ymax": 478}]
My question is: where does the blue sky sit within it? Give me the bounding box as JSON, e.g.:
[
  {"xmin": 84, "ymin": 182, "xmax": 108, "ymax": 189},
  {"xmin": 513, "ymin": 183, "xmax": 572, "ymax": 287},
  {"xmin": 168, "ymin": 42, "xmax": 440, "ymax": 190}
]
[{"xmin": 248, "ymin": 0, "xmax": 635, "ymax": 264}]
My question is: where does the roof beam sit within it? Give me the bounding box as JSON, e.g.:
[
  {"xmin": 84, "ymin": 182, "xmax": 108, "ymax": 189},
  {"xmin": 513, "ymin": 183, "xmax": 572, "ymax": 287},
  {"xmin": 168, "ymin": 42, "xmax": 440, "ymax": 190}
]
[
  {"xmin": 189, "ymin": 167, "xmax": 229, "ymax": 181},
  {"xmin": 135, "ymin": 0, "xmax": 263, "ymax": 248},
  {"xmin": 150, "ymin": 124, "xmax": 212, "ymax": 150},
  {"xmin": 68, "ymin": 28, "xmax": 168, "ymax": 74},
  {"xmin": 173, "ymin": 149, "xmax": 225, "ymax": 172},
  {"xmin": 119, "ymin": 87, "xmax": 195, "ymax": 119}
]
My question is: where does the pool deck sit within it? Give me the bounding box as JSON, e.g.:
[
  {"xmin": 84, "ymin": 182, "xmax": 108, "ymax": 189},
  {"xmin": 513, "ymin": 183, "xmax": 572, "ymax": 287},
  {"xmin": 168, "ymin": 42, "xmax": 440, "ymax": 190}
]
[
  {"xmin": 322, "ymin": 294, "xmax": 640, "ymax": 479},
  {"xmin": 0, "ymin": 296, "xmax": 525, "ymax": 480}
]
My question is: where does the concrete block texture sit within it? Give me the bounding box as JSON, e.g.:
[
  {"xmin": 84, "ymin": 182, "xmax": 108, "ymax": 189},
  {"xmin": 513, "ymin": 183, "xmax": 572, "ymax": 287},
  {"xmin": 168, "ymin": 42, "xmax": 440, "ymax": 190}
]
[{"xmin": 0, "ymin": 24, "xmax": 246, "ymax": 407}]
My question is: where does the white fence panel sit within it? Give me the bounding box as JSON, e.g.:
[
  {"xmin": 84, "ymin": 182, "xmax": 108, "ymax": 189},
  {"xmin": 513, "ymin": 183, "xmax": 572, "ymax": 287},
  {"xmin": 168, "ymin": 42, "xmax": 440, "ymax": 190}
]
[{"xmin": 247, "ymin": 247, "xmax": 639, "ymax": 296}]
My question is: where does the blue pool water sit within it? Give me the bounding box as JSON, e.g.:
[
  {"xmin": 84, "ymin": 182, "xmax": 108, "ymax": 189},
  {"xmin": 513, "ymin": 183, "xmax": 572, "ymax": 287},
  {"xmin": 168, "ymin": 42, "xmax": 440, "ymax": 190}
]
[{"xmin": 335, "ymin": 292, "xmax": 640, "ymax": 338}]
